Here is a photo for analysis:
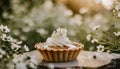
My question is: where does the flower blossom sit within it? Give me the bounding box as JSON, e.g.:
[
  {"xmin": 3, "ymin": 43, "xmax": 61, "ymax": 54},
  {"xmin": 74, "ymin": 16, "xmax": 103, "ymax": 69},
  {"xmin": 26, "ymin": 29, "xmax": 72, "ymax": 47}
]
[
  {"xmin": 24, "ymin": 45, "xmax": 29, "ymax": 52},
  {"xmin": 91, "ymin": 38, "xmax": 98, "ymax": 43},
  {"xmin": 1, "ymin": 34, "xmax": 7, "ymax": 41},
  {"xmin": 97, "ymin": 45, "xmax": 104, "ymax": 52},
  {"xmin": 86, "ymin": 34, "xmax": 92, "ymax": 41},
  {"xmin": 0, "ymin": 25, "xmax": 10, "ymax": 33},
  {"xmin": 114, "ymin": 31, "xmax": 120, "ymax": 36},
  {"xmin": 92, "ymin": 25, "xmax": 101, "ymax": 31},
  {"xmin": 0, "ymin": 49, "xmax": 6, "ymax": 55},
  {"xmin": 11, "ymin": 43, "xmax": 21, "ymax": 51}
]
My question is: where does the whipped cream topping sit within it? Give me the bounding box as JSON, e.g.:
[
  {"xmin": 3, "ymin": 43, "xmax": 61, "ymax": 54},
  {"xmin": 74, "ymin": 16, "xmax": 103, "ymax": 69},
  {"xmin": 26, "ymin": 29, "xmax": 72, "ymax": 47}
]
[
  {"xmin": 67, "ymin": 44, "xmax": 78, "ymax": 49},
  {"xmin": 46, "ymin": 28, "xmax": 77, "ymax": 49}
]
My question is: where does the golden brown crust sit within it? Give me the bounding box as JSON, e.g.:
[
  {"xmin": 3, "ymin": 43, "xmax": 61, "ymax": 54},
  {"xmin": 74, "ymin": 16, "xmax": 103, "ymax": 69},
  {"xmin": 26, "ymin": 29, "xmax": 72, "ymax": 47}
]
[
  {"xmin": 35, "ymin": 42, "xmax": 84, "ymax": 62},
  {"xmin": 37, "ymin": 48, "xmax": 81, "ymax": 62}
]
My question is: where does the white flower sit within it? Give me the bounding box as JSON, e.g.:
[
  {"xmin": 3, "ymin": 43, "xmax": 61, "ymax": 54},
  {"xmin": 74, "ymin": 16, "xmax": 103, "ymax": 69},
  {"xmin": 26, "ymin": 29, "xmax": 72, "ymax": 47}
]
[
  {"xmin": 0, "ymin": 25, "xmax": 10, "ymax": 33},
  {"xmin": 1, "ymin": 34, "xmax": 7, "ymax": 41},
  {"xmin": 52, "ymin": 28, "xmax": 67, "ymax": 38},
  {"xmin": 16, "ymin": 41, "xmax": 22, "ymax": 44},
  {"xmin": 97, "ymin": 45, "xmax": 104, "ymax": 52},
  {"xmin": 92, "ymin": 25, "xmax": 101, "ymax": 31},
  {"xmin": 4, "ymin": 26, "xmax": 10, "ymax": 33},
  {"xmin": 0, "ymin": 49, "xmax": 6, "ymax": 55},
  {"xmin": 7, "ymin": 36, "xmax": 14, "ymax": 42},
  {"xmin": 7, "ymin": 36, "xmax": 21, "ymax": 43},
  {"xmin": 11, "ymin": 43, "xmax": 21, "ymax": 51},
  {"xmin": 0, "ymin": 34, "xmax": 18, "ymax": 43},
  {"xmin": 113, "ymin": 31, "xmax": 120, "ymax": 36},
  {"xmin": 11, "ymin": 39, "xmax": 20, "ymax": 43},
  {"xmin": 91, "ymin": 39, "xmax": 98, "ymax": 43},
  {"xmin": 0, "ymin": 25, "xmax": 4, "ymax": 31},
  {"xmin": 86, "ymin": 34, "xmax": 92, "ymax": 41},
  {"xmin": 16, "ymin": 62, "xmax": 27, "ymax": 69},
  {"xmin": 24, "ymin": 45, "xmax": 29, "ymax": 51}
]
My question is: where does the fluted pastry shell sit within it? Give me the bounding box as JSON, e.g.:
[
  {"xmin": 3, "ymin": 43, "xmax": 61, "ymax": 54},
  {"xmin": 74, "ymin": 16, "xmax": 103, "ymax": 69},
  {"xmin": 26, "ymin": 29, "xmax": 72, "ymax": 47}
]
[{"xmin": 35, "ymin": 42, "xmax": 83, "ymax": 62}]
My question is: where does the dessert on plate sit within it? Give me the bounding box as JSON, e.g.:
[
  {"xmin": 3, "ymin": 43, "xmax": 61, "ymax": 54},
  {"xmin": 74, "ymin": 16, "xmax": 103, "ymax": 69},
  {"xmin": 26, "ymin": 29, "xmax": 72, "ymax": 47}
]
[{"xmin": 35, "ymin": 28, "xmax": 84, "ymax": 62}]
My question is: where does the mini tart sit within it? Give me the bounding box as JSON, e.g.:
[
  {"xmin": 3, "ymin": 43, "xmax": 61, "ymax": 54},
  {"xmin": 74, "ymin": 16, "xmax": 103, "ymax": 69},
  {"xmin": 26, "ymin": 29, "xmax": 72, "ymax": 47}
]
[{"xmin": 35, "ymin": 42, "xmax": 84, "ymax": 62}]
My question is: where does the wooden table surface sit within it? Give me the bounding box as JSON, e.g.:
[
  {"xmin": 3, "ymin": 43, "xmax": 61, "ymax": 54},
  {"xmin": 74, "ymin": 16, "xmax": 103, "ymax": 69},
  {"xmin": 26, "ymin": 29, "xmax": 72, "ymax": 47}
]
[{"xmin": 27, "ymin": 50, "xmax": 120, "ymax": 68}]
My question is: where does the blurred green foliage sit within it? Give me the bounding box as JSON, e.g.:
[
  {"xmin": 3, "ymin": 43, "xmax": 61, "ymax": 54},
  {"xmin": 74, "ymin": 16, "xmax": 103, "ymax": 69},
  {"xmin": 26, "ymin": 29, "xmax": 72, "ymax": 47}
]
[{"xmin": 0, "ymin": 0, "xmax": 119, "ymax": 53}]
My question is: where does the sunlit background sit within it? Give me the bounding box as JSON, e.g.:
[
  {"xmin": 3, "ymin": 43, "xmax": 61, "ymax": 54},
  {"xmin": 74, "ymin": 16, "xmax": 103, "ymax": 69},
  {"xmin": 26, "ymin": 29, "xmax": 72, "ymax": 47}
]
[
  {"xmin": 0, "ymin": 0, "xmax": 120, "ymax": 68},
  {"xmin": 0, "ymin": 0, "xmax": 117, "ymax": 50}
]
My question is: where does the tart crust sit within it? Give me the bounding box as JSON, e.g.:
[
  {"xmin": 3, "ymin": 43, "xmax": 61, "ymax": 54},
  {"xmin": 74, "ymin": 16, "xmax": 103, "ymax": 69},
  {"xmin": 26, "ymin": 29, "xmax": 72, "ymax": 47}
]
[{"xmin": 35, "ymin": 42, "xmax": 83, "ymax": 62}]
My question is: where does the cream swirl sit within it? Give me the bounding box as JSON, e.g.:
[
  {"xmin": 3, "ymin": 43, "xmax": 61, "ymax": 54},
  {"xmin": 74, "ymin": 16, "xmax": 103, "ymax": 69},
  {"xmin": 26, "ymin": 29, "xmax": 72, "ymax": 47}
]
[{"xmin": 46, "ymin": 28, "xmax": 72, "ymax": 47}]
